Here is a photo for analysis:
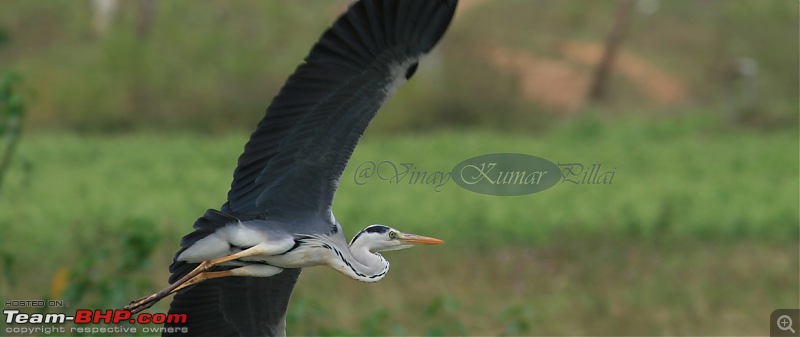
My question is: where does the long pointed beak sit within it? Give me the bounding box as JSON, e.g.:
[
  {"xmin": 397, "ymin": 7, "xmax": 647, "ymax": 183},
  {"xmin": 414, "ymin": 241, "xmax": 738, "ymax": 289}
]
[{"xmin": 398, "ymin": 233, "xmax": 444, "ymax": 245}]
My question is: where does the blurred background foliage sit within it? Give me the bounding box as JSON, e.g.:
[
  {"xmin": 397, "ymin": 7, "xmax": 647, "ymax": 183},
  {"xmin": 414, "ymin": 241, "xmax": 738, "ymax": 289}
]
[
  {"xmin": 0, "ymin": 0, "xmax": 797, "ymax": 335},
  {"xmin": 0, "ymin": 0, "xmax": 796, "ymax": 132},
  {"xmin": 0, "ymin": 71, "xmax": 27, "ymax": 190}
]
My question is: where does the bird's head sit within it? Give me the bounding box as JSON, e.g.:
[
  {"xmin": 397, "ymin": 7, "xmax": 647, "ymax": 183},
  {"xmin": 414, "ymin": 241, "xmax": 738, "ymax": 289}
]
[{"xmin": 349, "ymin": 225, "xmax": 443, "ymax": 253}]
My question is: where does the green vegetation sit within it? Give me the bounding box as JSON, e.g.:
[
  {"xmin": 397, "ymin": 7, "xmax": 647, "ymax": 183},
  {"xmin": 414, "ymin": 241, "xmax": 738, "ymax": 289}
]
[
  {"xmin": 0, "ymin": 117, "xmax": 796, "ymax": 335},
  {"xmin": 0, "ymin": 1, "xmax": 796, "ymax": 131},
  {"xmin": 0, "ymin": 0, "xmax": 797, "ymax": 335},
  {"xmin": 0, "ymin": 71, "xmax": 26, "ymax": 190}
]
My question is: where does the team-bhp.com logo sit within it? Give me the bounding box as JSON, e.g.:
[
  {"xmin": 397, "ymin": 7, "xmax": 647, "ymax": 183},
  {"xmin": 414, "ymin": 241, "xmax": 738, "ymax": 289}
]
[{"xmin": 3, "ymin": 308, "xmax": 188, "ymax": 335}]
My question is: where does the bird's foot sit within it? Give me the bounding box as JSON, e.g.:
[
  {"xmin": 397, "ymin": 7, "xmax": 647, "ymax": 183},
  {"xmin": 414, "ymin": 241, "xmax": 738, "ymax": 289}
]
[
  {"xmin": 121, "ymin": 261, "xmax": 213, "ymax": 314},
  {"xmin": 123, "ymin": 293, "xmax": 161, "ymax": 314},
  {"xmin": 122, "ymin": 248, "xmax": 267, "ymax": 313}
]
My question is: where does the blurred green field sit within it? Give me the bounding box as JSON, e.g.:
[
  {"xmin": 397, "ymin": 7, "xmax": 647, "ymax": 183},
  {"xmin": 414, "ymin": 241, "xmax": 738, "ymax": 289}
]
[
  {"xmin": 0, "ymin": 0, "xmax": 798, "ymax": 335},
  {"xmin": 0, "ymin": 1, "xmax": 797, "ymax": 131},
  {"xmin": 0, "ymin": 116, "xmax": 797, "ymax": 335}
]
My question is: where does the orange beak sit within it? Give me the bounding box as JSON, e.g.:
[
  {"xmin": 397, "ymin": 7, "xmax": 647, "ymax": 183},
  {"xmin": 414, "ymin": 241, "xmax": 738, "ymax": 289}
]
[{"xmin": 398, "ymin": 233, "xmax": 444, "ymax": 245}]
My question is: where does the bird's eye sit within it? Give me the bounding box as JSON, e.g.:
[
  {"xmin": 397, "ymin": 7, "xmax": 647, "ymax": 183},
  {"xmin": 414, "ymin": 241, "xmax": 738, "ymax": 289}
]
[{"xmin": 388, "ymin": 231, "xmax": 396, "ymax": 239}]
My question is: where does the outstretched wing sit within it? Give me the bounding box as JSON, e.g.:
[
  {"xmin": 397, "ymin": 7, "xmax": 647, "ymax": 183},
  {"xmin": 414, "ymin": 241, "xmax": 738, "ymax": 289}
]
[
  {"xmin": 165, "ymin": 269, "xmax": 301, "ymax": 336},
  {"xmin": 166, "ymin": 1, "xmax": 457, "ymax": 336},
  {"xmin": 222, "ymin": 0, "xmax": 457, "ymax": 225}
]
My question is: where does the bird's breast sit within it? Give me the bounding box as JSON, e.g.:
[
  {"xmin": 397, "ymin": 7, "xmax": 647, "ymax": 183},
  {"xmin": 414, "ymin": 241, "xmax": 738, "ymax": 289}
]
[{"xmin": 259, "ymin": 245, "xmax": 329, "ymax": 269}]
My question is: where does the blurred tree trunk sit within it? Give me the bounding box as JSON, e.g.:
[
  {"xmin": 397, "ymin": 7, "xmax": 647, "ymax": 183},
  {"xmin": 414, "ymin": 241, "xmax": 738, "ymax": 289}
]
[
  {"xmin": 0, "ymin": 72, "xmax": 25, "ymax": 192},
  {"xmin": 588, "ymin": 0, "xmax": 635, "ymax": 101},
  {"xmin": 91, "ymin": 0, "xmax": 118, "ymax": 38},
  {"xmin": 137, "ymin": 0, "xmax": 156, "ymax": 39}
]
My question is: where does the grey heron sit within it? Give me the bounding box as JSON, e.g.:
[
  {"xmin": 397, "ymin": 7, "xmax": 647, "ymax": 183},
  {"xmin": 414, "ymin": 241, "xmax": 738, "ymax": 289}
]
[{"xmin": 122, "ymin": 0, "xmax": 457, "ymax": 335}]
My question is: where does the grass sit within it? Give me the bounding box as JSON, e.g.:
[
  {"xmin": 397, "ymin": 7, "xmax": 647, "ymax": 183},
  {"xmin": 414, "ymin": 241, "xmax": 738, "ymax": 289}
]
[
  {"xmin": 0, "ymin": 116, "xmax": 797, "ymax": 335},
  {"xmin": 0, "ymin": 1, "xmax": 796, "ymax": 334},
  {"xmin": 0, "ymin": 1, "xmax": 797, "ymax": 131},
  {"xmin": 289, "ymin": 239, "xmax": 795, "ymax": 335}
]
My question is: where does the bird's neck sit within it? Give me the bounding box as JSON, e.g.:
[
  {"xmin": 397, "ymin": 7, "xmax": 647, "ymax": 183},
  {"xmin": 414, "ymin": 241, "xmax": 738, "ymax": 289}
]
[{"xmin": 327, "ymin": 239, "xmax": 389, "ymax": 283}]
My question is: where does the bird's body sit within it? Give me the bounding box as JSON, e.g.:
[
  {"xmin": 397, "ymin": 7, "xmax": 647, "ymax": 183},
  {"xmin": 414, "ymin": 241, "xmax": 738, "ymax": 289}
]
[
  {"xmin": 174, "ymin": 213, "xmax": 395, "ymax": 282},
  {"xmin": 123, "ymin": 1, "xmax": 457, "ymax": 336}
]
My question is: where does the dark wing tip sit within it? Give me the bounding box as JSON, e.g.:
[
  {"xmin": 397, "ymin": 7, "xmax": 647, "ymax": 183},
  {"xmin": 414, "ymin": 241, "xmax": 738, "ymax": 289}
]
[
  {"xmin": 226, "ymin": 0, "xmax": 458, "ymax": 217},
  {"xmin": 308, "ymin": 0, "xmax": 457, "ymax": 63}
]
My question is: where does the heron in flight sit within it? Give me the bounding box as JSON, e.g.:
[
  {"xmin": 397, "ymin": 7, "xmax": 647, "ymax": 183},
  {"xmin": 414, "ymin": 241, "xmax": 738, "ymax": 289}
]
[{"xmin": 123, "ymin": 0, "xmax": 457, "ymax": 335}]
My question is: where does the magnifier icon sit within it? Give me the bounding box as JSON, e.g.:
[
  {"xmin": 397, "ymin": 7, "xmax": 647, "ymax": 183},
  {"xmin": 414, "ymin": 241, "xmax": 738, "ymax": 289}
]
[{"xmin": 778, "ymin": 314, "xmax": 796, "ymax": 333}]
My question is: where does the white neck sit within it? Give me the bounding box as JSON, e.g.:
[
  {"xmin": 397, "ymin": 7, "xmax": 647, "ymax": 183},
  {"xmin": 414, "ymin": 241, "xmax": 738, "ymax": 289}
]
[{"xmin": 327, "ymin": 238, "xmax": 389, "ymax": 283}]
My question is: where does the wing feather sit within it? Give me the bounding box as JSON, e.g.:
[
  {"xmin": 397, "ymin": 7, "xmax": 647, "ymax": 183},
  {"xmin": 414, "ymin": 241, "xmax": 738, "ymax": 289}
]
[
  {"xmin": 223, "ymin": 0, "xmax": 457, "ymax": 222},
  {"xmin": 165, "ymin": 270, "xmax": 301, "ymax": 337},
  {"xmin": 166, "ymin": 1, "xmax": 457, "ymax": 336}
]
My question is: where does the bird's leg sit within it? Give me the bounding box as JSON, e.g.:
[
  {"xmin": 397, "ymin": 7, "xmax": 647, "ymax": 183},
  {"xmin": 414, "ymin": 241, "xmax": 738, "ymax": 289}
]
[
  {"xmin": 171, "ymin": 270, "xmax": 234, "ymax": 292},
  {"xmin": 172, "ymin": 265, "xmax": 283, "ymax": 293},
  {"xmin": 123, "ymin": 245, "xmax": 268, "ymax": 314}
]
